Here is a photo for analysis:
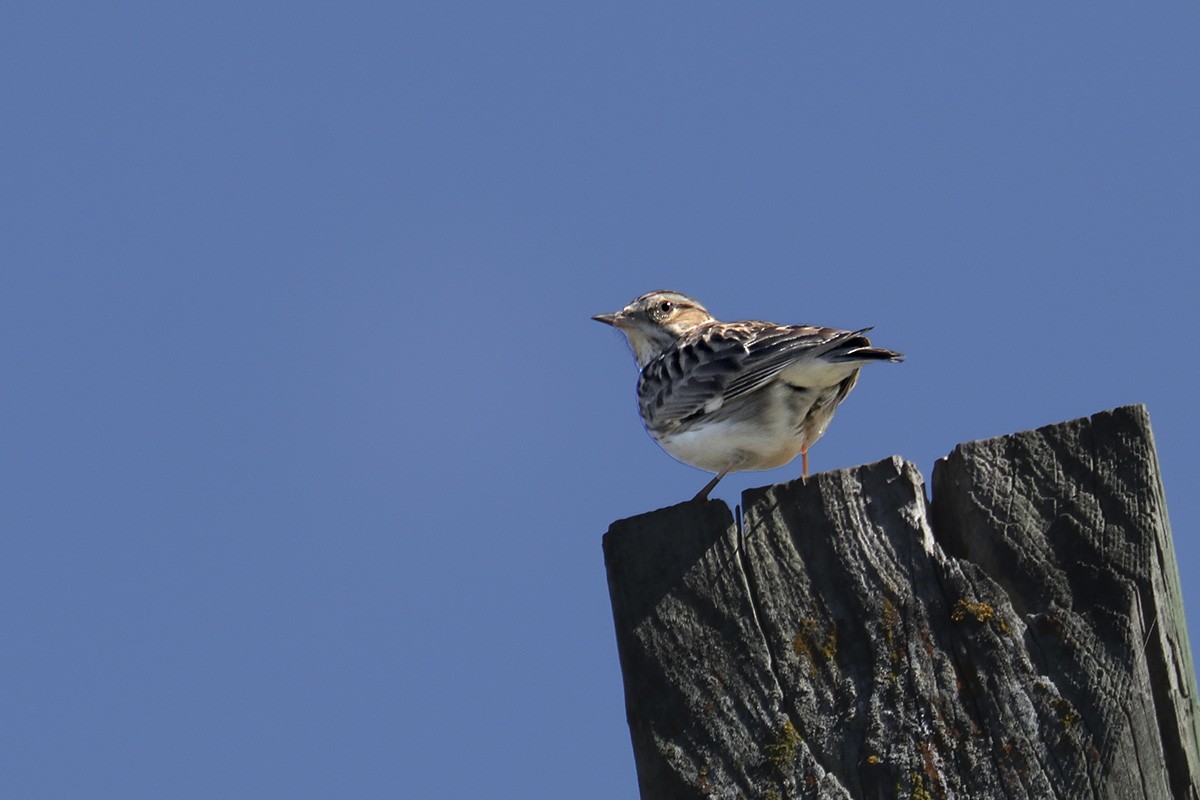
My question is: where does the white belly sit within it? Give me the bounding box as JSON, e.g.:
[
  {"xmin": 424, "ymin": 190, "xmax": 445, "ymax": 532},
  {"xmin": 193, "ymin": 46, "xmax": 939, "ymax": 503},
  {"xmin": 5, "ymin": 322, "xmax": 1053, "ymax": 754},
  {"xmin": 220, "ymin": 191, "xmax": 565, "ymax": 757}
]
[{"xmin": 655, "ymin": 416, "xmax": 806, "ymax": 473}]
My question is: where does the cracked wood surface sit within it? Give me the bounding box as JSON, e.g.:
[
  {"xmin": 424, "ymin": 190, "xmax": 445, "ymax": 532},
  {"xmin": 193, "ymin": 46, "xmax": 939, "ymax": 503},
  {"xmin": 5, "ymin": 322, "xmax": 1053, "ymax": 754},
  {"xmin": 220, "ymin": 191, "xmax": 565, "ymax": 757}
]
[{"xmin": 602, "ymin": 405, "xmax": 1200, "ymax": 799}]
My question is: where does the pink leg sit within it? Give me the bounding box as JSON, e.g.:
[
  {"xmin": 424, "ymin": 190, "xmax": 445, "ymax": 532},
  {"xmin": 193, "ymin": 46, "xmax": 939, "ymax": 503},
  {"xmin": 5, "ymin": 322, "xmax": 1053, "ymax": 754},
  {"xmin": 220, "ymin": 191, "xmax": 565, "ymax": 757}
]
[{"xmin": 693, "ymin": 465, "xmax": 733, "ymax": 502}]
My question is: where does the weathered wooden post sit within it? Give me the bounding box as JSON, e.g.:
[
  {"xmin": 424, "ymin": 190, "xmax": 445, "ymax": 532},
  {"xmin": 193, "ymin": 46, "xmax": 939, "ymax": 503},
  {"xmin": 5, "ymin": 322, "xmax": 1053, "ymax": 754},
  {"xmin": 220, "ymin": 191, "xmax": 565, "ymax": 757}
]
[{"xmin": 603, "ymin": 405, "xmax": 1200, "ymax": 799}]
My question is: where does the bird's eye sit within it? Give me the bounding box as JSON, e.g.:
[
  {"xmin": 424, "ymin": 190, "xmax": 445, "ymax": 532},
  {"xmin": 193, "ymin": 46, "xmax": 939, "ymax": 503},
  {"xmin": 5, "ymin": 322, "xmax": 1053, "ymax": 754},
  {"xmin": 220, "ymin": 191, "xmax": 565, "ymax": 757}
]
[{"xmin": 659, "ymin": 301, "xmax": 673, "ymax": 314}]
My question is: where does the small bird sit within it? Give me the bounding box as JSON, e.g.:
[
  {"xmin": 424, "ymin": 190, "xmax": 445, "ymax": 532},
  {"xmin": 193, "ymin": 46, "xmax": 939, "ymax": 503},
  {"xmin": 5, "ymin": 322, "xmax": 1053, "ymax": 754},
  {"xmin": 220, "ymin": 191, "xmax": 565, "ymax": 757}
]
[{"xmin": 593, "ymin": 290, "xmax": 903, "ymax": 500}]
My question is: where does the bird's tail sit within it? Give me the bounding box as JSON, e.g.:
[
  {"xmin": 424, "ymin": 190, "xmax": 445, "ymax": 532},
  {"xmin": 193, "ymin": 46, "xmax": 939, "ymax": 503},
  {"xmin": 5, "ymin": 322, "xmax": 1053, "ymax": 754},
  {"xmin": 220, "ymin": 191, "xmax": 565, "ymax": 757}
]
[{"xmin": 827, "ymin": 327, "xmax": 905, "ymax": 363}]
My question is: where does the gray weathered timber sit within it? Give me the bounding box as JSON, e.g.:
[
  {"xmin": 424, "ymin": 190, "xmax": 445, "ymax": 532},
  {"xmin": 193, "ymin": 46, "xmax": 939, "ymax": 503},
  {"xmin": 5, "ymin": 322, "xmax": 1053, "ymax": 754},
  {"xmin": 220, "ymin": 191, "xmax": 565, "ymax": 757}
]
[{"xmin": 602, "ymin": 405, "xmax": 1200, "ymax": 799}]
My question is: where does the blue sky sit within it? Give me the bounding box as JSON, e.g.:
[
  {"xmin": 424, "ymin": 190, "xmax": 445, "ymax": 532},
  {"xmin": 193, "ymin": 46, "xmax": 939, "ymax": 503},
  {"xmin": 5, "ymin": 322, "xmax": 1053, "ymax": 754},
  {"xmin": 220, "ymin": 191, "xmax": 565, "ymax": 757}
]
[{"xmin": 3, "ymin": 4, "xmax": 1198, "ymax": 798}]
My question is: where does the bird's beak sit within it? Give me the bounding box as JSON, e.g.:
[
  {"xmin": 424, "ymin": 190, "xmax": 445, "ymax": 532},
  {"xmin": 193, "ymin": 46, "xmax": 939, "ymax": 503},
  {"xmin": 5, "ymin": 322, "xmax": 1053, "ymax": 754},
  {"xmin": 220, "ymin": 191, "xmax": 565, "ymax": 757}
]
[{"xmin": 592, "ymin": 312, "xmax": 619, "ymax": 327}]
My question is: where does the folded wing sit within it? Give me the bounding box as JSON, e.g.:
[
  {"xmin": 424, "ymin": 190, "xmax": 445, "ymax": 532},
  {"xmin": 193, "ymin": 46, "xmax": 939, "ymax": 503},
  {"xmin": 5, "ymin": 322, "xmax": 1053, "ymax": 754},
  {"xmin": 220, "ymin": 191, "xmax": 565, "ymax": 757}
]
[{"xmin": 639, "ymin": 323, "xmax": 903, "ymax": 429}]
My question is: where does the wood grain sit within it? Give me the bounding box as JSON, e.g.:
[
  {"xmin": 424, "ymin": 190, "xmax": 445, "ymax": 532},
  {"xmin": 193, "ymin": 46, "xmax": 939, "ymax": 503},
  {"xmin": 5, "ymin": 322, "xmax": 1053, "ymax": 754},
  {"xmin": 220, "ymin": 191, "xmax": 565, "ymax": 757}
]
[{"xmin": 603, "ymin": 406, "xmax": 1200, "ymax": 799}]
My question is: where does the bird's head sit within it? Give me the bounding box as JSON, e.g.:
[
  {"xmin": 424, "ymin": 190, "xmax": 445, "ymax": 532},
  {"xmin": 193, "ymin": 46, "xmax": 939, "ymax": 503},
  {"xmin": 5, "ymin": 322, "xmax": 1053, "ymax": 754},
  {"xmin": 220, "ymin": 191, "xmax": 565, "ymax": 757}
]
[{"xmin": 592, "ymin": 290, "xmax": 714, "ymax": 367}]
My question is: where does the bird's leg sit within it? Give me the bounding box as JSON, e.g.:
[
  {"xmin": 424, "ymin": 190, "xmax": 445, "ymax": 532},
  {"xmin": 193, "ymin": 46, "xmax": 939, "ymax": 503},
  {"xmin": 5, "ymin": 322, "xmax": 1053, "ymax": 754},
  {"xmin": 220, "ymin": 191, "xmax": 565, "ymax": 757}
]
[
  {"xmin": 693, "ymin": 465, "xmax": 733, "ymax": 502},
  {"xmin": 802, "ymin": 447, "xmax": 809, "ymax": 477}
]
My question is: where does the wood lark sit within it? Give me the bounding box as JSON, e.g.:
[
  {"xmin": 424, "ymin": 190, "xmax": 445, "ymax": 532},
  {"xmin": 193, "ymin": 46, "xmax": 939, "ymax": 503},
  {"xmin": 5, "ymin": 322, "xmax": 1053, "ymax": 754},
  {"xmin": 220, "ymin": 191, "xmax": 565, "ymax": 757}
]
[{"xmin": 593, "ymin": 291, "xmax": 903, "ymax": 500}]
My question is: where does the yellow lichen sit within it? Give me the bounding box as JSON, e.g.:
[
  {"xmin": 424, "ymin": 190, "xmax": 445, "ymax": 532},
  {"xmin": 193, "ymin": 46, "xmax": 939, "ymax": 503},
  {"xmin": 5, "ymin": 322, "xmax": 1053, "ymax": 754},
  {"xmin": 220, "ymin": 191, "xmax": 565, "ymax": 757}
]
[
  {"xmin": 1051, "ymin": 697, "xmax": 1079, "ymax": 728},
  {"xmin": 952, "ymin": 599, "xmax": 994, "ymax": 624},
  {"xmin": 909, "ymin": 771, "xmax": 932, "ymax": 800},
  {"xmin": 765, "ymin": 719, "xmax": 802, "ymax": 772},
  {"xmin": 820, "ymin": 623, "xmax": 838, "ymax": 662},
  {"xmin": 882, "ymin": 596, "xmax": 905, "ymax": 678},
  {"xmin": 792, "ymin": 612, "xmax": 837, "ymax": 677}
]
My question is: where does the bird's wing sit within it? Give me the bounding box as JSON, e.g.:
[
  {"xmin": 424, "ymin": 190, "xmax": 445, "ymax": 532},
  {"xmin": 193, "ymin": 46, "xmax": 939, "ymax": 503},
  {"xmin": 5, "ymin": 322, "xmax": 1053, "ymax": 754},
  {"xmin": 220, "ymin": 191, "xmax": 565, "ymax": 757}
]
[
  {"xmin": 638, "ymin": 325, "xmax": 748, "ymax": 425},
  {"xmin": 639, "ymin": 323, "xmax": 862, "ymax": 426},
  {"xmin": 719, "ymin": 323, "xmax": 860, "ymax": 402}
]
